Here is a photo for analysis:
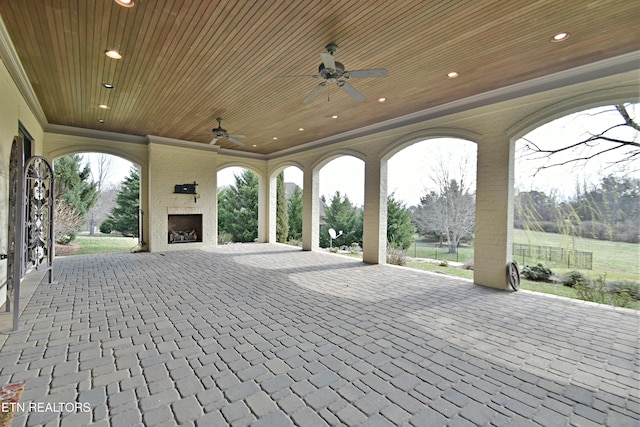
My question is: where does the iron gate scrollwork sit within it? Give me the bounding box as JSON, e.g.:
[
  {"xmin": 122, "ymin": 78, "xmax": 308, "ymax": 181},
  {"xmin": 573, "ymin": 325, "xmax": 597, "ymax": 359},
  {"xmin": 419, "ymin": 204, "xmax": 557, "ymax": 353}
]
[{"xmin": 23, "ymin": 156, "xmax": 55, "ymax": 276}]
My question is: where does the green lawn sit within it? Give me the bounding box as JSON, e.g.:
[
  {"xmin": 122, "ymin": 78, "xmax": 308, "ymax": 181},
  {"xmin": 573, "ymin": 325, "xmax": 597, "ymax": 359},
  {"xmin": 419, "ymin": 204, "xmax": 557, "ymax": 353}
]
[
  {"xmin": 406, "ymin": 240, "xmax": 475, "ymax": 264},
  {"xmin": 73, "ymin": 232, "xmax": 139, "ymax": 255},
  {"xmin": 408, "ymin": 231, "xmax": 639, "ymax": 282},
  {"xmin": 513, "ymin": 229, "xmax": 639, "ymax": 281},
  {"xmin": 406, "ymin": 261, "xmax": 474, "ymax": 279}
]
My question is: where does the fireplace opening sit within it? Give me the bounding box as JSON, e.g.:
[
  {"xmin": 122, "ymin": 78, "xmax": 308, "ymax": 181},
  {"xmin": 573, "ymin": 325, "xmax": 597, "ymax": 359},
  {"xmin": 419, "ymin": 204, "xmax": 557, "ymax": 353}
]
[{"xmin": 168, "ymin": 214, "xmax": 203, "ymax": 244}]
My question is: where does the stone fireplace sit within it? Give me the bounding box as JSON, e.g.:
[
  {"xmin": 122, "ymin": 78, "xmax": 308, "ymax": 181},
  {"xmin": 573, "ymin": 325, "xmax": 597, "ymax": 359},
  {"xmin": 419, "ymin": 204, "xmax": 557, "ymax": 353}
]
[{"xmin": 168, "ymin": 214, "xmax": 203, "ymax": 244}]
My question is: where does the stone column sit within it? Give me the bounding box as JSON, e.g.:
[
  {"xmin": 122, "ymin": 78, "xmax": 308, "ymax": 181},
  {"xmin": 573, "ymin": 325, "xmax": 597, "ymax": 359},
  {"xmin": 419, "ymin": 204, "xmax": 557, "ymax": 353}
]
[
  {"xmin": 264, "ymin": 173, "xmax": 277, "ymax": 243},
  {"xmin": 301, "ymin": 167, "xmax": 319, "ymax": 251},
  {"xmin": 210, "ymin": 164, "xmax": 218, "ymax": 246},
  {"xmin": 474, "ymin": 131, "xmax": 515, "ymax": 289},
  {"xmin": 362, "ymin": 155, "xmax": 387, "ymax": 264},
  {"xmin": 139, "ymin": 163, "xmax": 151, "ymax": 249},
  {"xmin": 257, "ymin": 174, "xmax": 268, "ymax": 243}
]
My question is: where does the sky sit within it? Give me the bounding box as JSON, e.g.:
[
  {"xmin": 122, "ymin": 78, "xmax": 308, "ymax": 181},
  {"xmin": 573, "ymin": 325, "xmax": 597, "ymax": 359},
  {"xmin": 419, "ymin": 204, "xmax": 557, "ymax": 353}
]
[{"xmin": 88, "ymin": 103, "xmax": 639, "ymax": 206}]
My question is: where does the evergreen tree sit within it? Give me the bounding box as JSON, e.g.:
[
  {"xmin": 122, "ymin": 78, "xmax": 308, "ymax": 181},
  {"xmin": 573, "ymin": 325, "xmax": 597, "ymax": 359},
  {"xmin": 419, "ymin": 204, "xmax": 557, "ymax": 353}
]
[
  {"xmin": 53, "ymin": 154, "xmax": 99, "ymax": 242},
  {"xmin": 104, "ymin": 167, "xmax": 140, "ymax": 236},
  {"xmin": 287, "ymin": 186, "xmax": 303, "ymax": 240},
  {"xmin": 320, "ymin": 191, "xmax": 362, "ymax": 248},
  {"xmin": 276, "ymin": 172, "xmax": 289, "ymax": 243},
  {"xmin": 218, "ymin": 170, "xmax": 259, "ymax": 242},
  {"xmin": 54, "ymin": 154, "xmax": 99, "ymax": 216},
  {"xmin": 387, "ymin": 193, "xmax": 415, "ymax": 249}
]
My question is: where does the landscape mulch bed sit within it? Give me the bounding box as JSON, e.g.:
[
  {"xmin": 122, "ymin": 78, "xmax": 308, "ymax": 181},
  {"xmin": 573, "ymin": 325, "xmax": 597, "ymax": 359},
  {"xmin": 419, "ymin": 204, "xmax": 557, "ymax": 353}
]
[{"xmin": 54, "ymin": 243, "xmax": 79, "ymax": 257}]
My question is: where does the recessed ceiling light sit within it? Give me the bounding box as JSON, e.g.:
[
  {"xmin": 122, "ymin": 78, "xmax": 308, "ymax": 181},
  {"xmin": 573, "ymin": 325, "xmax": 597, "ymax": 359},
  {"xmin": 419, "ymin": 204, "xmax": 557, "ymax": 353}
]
[
  {"xmin": 114, "ymin": 0, "xmax": 135, "ymax": 7},
  {"xmin": 298, "ymin": 128, "xmax": 304, "ymax": 131},
  {"xmin": 97, "ymin": 119, "xmax": 105, "ymax": 123},
  {"xmin": 378, "ymin": 97, "xmax": 386, "ymax": 103},
  {"xmin": 331, "ymin": 115, "xmax": 338, "ymax": 119},
  {"xmin": 98, "ymin": 104, "xmax": 109, "ymax": 109},
  {"xmin": 273, "ymin": 137, "xmax": 278, "ymax": 140},
  {"xmin": 447, "ymin": 71, "xmax": 459, "ymax": 79},
  {"xmin": 105, "ymin": 50, "xmax": 122, "ymax": 59},
  {"xmin": 101, "ymin": 83, "xmax": 114, "ymax": 89},
  {"xmin": 252, "ymin": 144, "xmax": 257, "ymax": 147},
  {"xmin": 551, "ymin": 32, "xmax": 570, "ymax": 42}
]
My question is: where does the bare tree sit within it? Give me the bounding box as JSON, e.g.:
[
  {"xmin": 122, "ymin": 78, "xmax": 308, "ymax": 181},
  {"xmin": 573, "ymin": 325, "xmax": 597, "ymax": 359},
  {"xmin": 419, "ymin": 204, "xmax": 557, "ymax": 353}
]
[
  {"xmin": 87, "ymin": 153, "xmax": 113, "ymax": 234},
  {"xmin": 413, "ymin": 151, "xmax": 476, "ymax": 253},
  {"xmin": 520, "ymin": 103, "xmax": 639, "ymax": 174},
  {"xmin": 92, "ymin": 154, "xmax": 113, "ymax": 191}
]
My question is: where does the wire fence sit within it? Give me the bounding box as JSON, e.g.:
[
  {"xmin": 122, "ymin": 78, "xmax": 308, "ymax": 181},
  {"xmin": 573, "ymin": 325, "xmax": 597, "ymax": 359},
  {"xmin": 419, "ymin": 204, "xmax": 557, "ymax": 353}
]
[{"xmin": 512, "ymin": 243, "xmax": 593, "ymax": 269}]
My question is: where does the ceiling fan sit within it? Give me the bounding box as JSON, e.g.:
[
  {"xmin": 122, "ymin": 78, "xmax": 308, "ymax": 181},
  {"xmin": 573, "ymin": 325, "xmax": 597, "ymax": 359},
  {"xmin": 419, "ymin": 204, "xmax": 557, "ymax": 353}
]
[
  {"xmin": 299, "ymin": 44, "xmax": 388, "ymax": 103},
  {"xmin": 209, "ymin": 118, "xmax": 246, "ymax": 146}
]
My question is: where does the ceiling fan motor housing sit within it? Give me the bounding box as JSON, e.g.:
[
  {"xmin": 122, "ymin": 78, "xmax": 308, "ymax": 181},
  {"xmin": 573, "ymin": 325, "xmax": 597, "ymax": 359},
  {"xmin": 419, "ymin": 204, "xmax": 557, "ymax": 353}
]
[
  {"xmin": 318, "ymin": 61, "xmax": 345, "ymax": 79},
  {"xmin": 214, "ymin": 118, "xmax": 227, "ymax": 135}
]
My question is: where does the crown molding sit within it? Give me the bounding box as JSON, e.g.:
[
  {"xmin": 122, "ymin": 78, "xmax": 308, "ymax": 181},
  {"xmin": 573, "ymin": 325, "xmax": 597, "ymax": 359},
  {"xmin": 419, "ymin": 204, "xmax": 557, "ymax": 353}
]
[
  {"xmin": 147, "ymin": 135, "xmax": 219, "ymax": 152},
  {"xmin": 46, "ymin": 124, "xmax": 147, "ymax": 144},
  {"xmin": 146, "ymin": 135, "xmax": 267, "ymax": 159}
]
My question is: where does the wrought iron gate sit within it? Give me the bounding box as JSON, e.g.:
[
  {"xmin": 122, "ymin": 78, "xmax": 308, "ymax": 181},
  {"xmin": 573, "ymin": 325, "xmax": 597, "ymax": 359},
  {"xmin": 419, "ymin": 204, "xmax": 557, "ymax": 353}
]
[{"xmin": 4, "ymin": 137, "xmax": 54, "ymax": 331}]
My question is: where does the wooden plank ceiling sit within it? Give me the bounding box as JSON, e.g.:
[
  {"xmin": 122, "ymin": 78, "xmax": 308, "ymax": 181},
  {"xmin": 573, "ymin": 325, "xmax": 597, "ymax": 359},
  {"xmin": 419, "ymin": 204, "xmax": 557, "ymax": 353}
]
[{"xmin": 0, "ymin": 0, "xmax": 638, "ymax": 154}]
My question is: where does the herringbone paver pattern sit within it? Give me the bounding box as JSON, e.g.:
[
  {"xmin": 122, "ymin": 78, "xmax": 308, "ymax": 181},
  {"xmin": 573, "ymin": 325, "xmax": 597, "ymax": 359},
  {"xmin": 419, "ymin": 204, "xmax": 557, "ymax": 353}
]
[{"xmin": 1, "ymin": 244, "xmax": 638, "ymax": 426}]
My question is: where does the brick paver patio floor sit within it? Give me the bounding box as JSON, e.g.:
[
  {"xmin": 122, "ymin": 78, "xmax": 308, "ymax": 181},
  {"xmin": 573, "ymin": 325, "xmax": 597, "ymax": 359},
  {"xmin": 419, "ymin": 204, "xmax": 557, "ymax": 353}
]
[{"xmin": 0, "ymin": 243, "xmax": 638, "ymax": 426}]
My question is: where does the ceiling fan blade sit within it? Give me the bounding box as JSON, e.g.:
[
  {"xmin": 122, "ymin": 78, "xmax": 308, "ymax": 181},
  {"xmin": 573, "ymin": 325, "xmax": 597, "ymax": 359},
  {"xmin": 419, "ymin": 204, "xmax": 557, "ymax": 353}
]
[
  {"xmin": 320, "ymin": 52, "xmax": 336, "ymax": 71},
  {"xmin": 304, "ymin": 82, "xmax": 326, "ymax": 103},
  {"xmin": 227, "ymin": 137, "xmax": 246, "ymax": 146},
  {"xmin": 344, "ymin": 68, "xmax": 389, "ymax": 78},
  {"xmin": 338, "ymin": 81, "xmax": 365, "ymax": 102},
  {"xmin": 228, "ymin": 134, "xmax": 246, "ymax": 139},
  {"xmin": 210, "ymin": 137, "xmax": 220, "ymax": 145}
]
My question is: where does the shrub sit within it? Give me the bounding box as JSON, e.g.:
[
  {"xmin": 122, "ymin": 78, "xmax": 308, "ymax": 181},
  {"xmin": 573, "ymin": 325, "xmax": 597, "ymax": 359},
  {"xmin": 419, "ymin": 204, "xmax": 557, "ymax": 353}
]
[
  {"xmin": 581, "ymin": 221, "xmax": 610, "ymax": 240},
  {"xmin": 521, "ymin": 263, "xmax": 553, "ymax": 282},
  {"xmin": 560, "ymin": 270, "xmax": 590, "ymax": 288},
  {"xmin": 54, "ymin": 199, "xmax": 84, "ymax": 244},
  {"xmin": 575, "ymin": 276, "xmax": 637, "ymax": 308},
  {"xmin": 606, "ymin": 280, "xmax": 640, "ymax": 301},
  {"xmin": 439, "ymin": 260, "xmax": 449, "ymax": 267},
  {"xmin": 387, "ymin": 247, "xmax": 408, "ymax": 266},
  {"xmin": 349, "ymin": 242, "xmax": 361, "ymax": 254},
  {"xmin": 217, "ymin": 231, "xmax": 233, "ymax": 245},
  {"xmin": 575, "ymin": 277, "xmax": 608, "ymax": 304},
  {"xmin": 99, "ymin": 220, "xmax": 113, "ymax": 234},
  {"xmin": 287, "ymin": 238, "xmax": 302, "ymax": 247}
]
